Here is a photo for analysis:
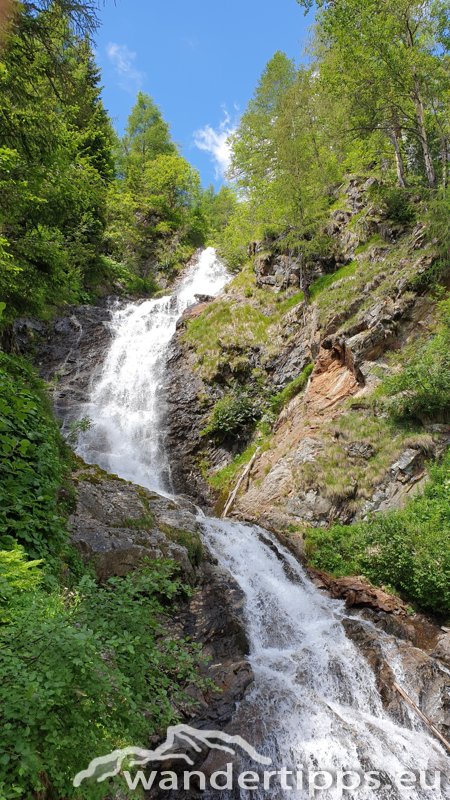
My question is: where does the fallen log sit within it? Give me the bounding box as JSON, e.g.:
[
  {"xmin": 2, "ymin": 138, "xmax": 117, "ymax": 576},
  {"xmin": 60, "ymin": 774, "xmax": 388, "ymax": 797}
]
[
  {"xmin": 393, "ymin": 681, "xmax": 450, "ymax": 754},
  {"xmin": 222, "ymin": 448, "xmax": 260, "ymax": 519}
]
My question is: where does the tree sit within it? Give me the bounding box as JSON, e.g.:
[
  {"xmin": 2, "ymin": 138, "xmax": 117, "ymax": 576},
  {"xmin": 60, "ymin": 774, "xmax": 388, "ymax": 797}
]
[
  {"xmin": 105, "ymin": 94, "xmax": 207, "ymax": 281},
  {"xmin": 300, "ymin": 0, "xmax": 450, "ymax": 188},
  {"xmin": 229, "ymin": 51, "xmax": 297, "ymax": 197},
  {"xmin": 121, "ymin": 91, "xmax": 175, "ymax": 192},
  {"xmin": 0, "ymin": 2, "xmax": 114, "ymax": 316}
]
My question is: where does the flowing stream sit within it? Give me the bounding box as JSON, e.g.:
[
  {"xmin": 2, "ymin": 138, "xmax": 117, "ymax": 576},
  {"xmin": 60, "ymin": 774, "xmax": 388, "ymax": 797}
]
[{"xmin": 76, "ymin": 248, "xmax": 449, "ymax": 799}]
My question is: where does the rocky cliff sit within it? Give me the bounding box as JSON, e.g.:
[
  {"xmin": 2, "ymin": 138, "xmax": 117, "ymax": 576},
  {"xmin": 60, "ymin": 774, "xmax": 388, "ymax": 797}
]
[{"xmin": 165, "ymin": 178, "xmax": 449, "ymax": 537}]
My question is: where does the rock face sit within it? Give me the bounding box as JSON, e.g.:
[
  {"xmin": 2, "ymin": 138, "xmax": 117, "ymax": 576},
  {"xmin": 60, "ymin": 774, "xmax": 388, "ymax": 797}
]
[
  {"xmin": 342, "ymin": 613, "xmax": 450, "ymax": 736},
  {"xmin": 313, "ymin": 572, "xmax": 409, "ymax": 615},
  {"xmin": 69, "ymin": 463, "xmax": 255, "ymax": 759},
  {"xmin": 165, "ymin": 327, "xmax": 216, "ymax": 502},
  {"xmin": 254, "ymin": 250, "xmax": 303, "ymax": 289},
  {"xmin": 13, "ymin": 304, "xmax": 113, "ymax": 422},
  {"xmin": 70, "ymin": 463, "xmax": 202, "ymax": 582}
]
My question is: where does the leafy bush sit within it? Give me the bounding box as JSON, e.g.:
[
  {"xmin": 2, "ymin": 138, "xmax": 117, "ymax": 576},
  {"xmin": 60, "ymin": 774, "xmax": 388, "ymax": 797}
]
[
  {"xmin": 415, "ymin": 189, "xmax": 450, "ymax": 290},
  {"xmin": 369, "ymin": 185, "xmax": 416, "ymax": 225},
  {"xmin": 0, "ymin": 544, "xmax": 42, "ymax": 613},
  {"xmin": 0, "ymin": 353, "xmax": 71, "ymax": 562},
  {"xmin": 305, "ymin": 451, "xmax": 450, "ymax": 616},
  {"xmin": 202, "ymin": 391, "xmax": 261, "ymax": 443},
  {"xmin": 0, "ymin": 559, "xmax": 205, "ymax": 799},
  {"xmin": 382, "ymin": 188, "xmax": 416, "ymax": 224},
  {"xmin": 380, "ymin": 299, "xmax": 450, "ymax": 422}
]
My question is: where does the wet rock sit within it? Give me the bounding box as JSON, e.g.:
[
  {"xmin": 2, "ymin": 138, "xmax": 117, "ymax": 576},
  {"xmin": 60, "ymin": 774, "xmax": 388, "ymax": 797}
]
[
  {"xmin": 70, "ymin": 465, "xmax": 201, "ymax": 581},
  {"xmin": 314, "ymin": 572, "xmax": 408, "ymax": 615},
  {"xmin": 164, "ymin": 338, "xmax": 216, "ymax": 504},
  {"xmin": 433, "ymin": 633, "xmax": 450, "ymax": 667},
  {"xmin": 15, "ymin": 304, "xmax": 113, "ymax": 422},
  {"xmin": 176, "ymin": 301, "xmax": 211, "ymax": 329},
  {"xmin": 341, "ymin": 613, "xmax": 450, "ymax": 738}
]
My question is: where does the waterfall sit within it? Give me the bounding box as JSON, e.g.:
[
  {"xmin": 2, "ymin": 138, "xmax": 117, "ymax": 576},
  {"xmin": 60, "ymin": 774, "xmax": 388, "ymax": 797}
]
[
  {"xmin": 77, "ymin": 247, "xmax": 230, "ymax": 492},
  {"xmin": 201, "ymin": 518, "xmax": 449, "ymax": 799},
  {"xmin": 76, "ymin": 248, "xmax": 449, "ymax": 799}
]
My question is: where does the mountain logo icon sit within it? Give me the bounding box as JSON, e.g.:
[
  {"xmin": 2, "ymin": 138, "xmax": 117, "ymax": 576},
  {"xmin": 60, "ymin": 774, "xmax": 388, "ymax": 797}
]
[{"xmin": 73, "ymin": 724, "xmax": 272, "ymax": 786}]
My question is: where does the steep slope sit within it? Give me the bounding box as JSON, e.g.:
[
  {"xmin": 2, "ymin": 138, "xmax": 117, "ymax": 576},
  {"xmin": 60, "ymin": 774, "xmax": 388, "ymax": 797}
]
[{"xmin": 165, "ymin": 178, "xmax": 449, "ymax": 611}]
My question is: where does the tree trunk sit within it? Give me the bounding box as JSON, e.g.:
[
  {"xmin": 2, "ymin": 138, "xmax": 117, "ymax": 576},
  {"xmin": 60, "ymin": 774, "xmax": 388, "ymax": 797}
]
[
  {"xmin": 389, "ymin": 125, "xmax": 407, "ymax": 188},
  {"xmin": 413, "ymin": 85, "xmax": 437, "ymax": 188},
  {"xmin": 440, "ymin": 135, "xmax": 448, "ymax": 189},
  {"xmin": 405, "ymin": 21, "xmax": 437, "ymax": 188}
]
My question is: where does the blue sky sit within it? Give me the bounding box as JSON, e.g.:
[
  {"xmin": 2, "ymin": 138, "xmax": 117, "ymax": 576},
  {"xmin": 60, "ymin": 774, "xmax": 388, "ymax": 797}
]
[{"xmin": 94, "ymin": 0, "xmax": 313, "ymax": 187}]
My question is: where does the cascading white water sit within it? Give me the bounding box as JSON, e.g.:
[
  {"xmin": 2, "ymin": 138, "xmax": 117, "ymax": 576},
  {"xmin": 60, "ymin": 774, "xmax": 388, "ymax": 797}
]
[
  {"xmin": 77, "ymin": 247, "xmax": 230, "ymax": 492},
  {"xmin": 76, "ymin": 247, "xmax": 449, "ymax": 799},
  {"xmin": 200, "ymin": 517, "xmax": 449, "ymax": 799}
]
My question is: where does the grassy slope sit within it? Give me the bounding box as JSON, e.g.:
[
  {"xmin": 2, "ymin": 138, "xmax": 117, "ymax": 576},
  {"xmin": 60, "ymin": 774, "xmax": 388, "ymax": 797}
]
[{"xmin": 181, "ymin": 196, "xmax": 450, "ymax": 616}]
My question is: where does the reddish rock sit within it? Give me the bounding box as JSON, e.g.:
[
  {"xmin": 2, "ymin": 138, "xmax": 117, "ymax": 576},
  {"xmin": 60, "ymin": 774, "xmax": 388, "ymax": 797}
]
[{"xmin": 312, "ymin": 571, "xmax": 408, "ymax": 615}]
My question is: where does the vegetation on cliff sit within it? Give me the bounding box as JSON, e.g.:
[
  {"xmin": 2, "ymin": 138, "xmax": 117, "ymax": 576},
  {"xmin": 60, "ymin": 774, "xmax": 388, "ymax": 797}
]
[
  {"xmin": 176, "ymin": 0, "xmax": 449, "ymax": 617},
  {"xmin": 306, "ymin": 451, "xmax": 450, "ymax": 616},
  {"xmin": 0, "ymin": 352, "xmax": 206, "ymax": 798},
  {"xmin": 0, "ymin": 0, "xmax": 449, "ymax": 792}
]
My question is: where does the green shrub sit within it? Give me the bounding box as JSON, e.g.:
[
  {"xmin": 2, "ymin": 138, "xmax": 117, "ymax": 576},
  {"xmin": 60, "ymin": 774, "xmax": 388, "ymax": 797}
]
[
  {"xmin": 0, "ymin": 353, "xmax": 71, "ymax": 562},
  {"xmin": 201, "ymin": 391, "xmax": 261, "ymax": 443},
  {"xmin": 0, "ymin": 544, "xmax": 42, "ymax": 613},
  {"xmin": 369, "ymin": 185, "xmax": 416, "ymax": 225},
  {"xmin": 305, "ymin": 451, "xmax": 450, "ymax": 616},
  {"xmin": 380, "ymin": 299, "xmax": 450, "ymax": 421},
  {"xmin": 0, "ymin": 559, "xmax": 205, "ymax": 799}
]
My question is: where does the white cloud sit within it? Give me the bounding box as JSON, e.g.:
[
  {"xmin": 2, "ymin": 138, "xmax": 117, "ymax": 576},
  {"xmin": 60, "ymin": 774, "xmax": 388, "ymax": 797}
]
[
  {"xmin": 106, "ymin": 43, "xmax": 144, "ymax": 92},
  {"xmin": 193, "ymin": 110, "xmax": 238, "ymax": 179}
]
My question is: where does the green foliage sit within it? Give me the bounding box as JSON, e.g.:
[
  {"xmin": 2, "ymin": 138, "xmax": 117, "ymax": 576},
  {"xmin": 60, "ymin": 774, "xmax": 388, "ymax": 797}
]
[
  {"xmin": 0, "ymin": 545, "xmax": 42, "ymax": 611},
  {"xmin": 226, "ymin": 54, "xmax": 342, "ymax": 274},
  {"xmin": 371, "ymin": 186, "xmax": 416, "ymax": 225},
  {"xmin": 105, "ymin": 92, "xmax": 207, "ymax": 284},
  {"xmin": 380, "ymin": 299, "xmax": 450, "ymax": 421},
  {"xmin": 416, "ymin": 189, "xmax": 450, "ymax": 288},
  {"xmin": 269, "ymin": 364, "xmax": 314, "ymax": 415},
  {"xmin": 0, "ymin": 559, "xmax": 205, "ymax": 799},
  {"xmin": 200, "ymin": 185, "xmax": 239, "ymax": 245},
  {"xmin": 0, "ymin": 6, "xmax": 114, "ymax": 319},
  {"xmin": 305, "ymin": 451, "xmax": 450, "ymax": 616},
  {"xmin": 202, "ymin": 391, "xmax": 261, "ymax": 443},
  {"xmin": 221, "ymin": 0, "xmax": 448, "ymax": 275},
  {"xmin": 0, "ymin": 353, "xmax": 70, "ymax": 562},
  {"xmin": 312, "ymin": 0, "xmax": 449, "ymax": 190}
]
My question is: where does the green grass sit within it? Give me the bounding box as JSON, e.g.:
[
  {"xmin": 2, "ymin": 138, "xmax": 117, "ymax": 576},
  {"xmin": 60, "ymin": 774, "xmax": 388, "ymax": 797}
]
[
  {"xmin": 269, "ymin": 364, "xmax": 313, "ymax": 415},
  {"xmin": 305, "ymin": 450, "xmax": 450, "ymax": 617},
  {"xmin": 354, "ymin": 233, "xmax": 385, "ymax": 255},
  {"xmin": 378, "ymin": 298, "xmax": 450, "ymax": 423},
  {"xmin": 295, "ymin": 398, "xmax": 432, "ymax": 507},
  {"xmin": 185, "ymin": 261, "xmax": 305, "ymax": 381},
  {"xmin": 209, "ymin": 443, "xmax": 260, "ymax": 495},
  {"xmin": 309, "ymin": 261, "xmax": 358, "ymax": 299}
]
